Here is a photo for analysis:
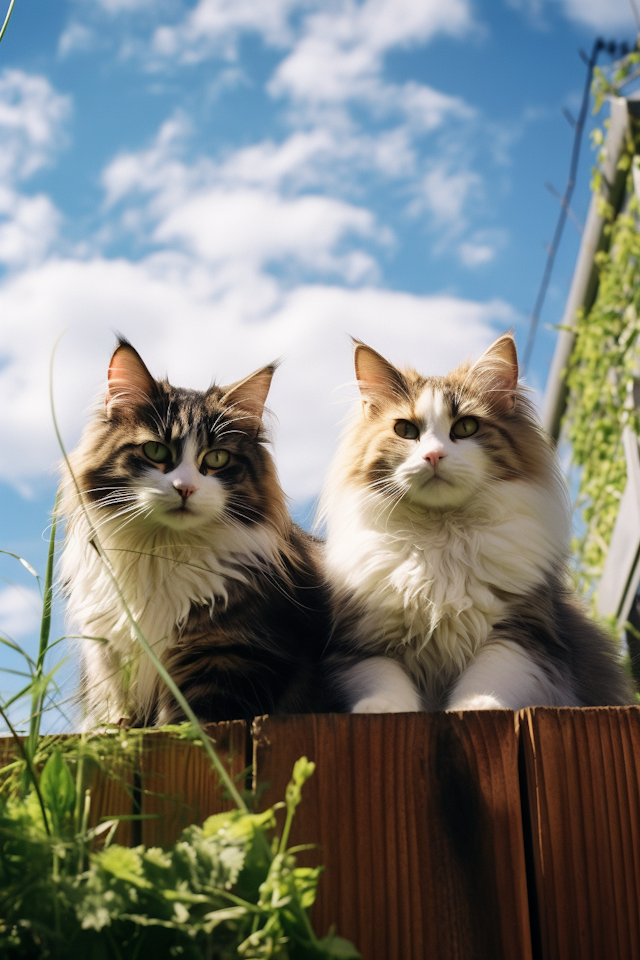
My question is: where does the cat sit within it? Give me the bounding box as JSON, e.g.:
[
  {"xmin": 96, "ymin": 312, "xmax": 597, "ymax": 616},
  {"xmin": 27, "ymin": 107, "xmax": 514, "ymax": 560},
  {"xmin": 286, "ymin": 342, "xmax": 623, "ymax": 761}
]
[
  {"xmin": 60, "ymin": 338, "xmax": 333, "ymax": 728},
  {"xmin": 319, "ymin": 333, "xmax": 635, "ymax": 713}
]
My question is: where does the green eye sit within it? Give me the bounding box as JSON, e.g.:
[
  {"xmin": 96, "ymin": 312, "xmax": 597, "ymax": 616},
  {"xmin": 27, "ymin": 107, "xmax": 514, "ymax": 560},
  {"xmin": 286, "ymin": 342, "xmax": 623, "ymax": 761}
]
[
  {"xmin": 394, "ymin": 420, "xmax": 419, "ymax": 440},
  {"xmin": 143, "ymin": 441, "xmax": 172, "ymax": 463},
  {"xmin": 451, "ymin": 417, "xmax": 479, "ymax": 439},
  {"xmin": 203, "ymin": 449, "xmax": 231, "ymax": 470}
]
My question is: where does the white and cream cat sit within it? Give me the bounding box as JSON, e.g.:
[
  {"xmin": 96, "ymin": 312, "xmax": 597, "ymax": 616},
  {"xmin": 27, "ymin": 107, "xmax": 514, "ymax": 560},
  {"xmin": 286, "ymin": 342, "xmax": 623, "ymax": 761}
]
[{"xmin": 320, "ymin": 333, "xmax": 633, "ymax": 713}]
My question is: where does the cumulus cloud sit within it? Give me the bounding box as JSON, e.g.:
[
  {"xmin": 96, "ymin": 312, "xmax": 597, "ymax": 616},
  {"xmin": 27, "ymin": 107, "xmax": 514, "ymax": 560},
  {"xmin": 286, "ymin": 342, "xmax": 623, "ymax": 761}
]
[
  {"xmin": 58, "ymin": 23, "xmax": 95, "ymax": 58},
  {"xmin": 413, "ymin": 164, "xmax": 482, "ymax": 227},
  {"xmin": 557, "ymin": 0, "xmax": 636, "ymax": 30},
  {"xmin": 0, "ymin": 254, "xmax": 512, "ymax": 501},
  {"xmin": 0, "ymin": 70, "xmax": 71, "ymax": 183},
  {"xmin": 0, "ymin": 70, "xmax": 69, "ymax": 271},
  {"xmin": 0, "ymin": 585, "xmax": 42, "ymax": 640},
  {"xmin": 76, "ymin": 0, "xmax": 482, "ymax": 241},
  {"xmin": 509, "ymin": 0, "xmax": 636, "ymax": 31},
  {"xmin": 459, "ymin": 240, "xmax": 495, "ymax": 267},
  {"xmin": 270, "ymin": 0, "xmax": 471, "ymax": 107},
  {"xmin": 152, "ymin": 0, "xmax": 301, "ymax": 60},
  {"xmin": 0, "ymin": 191, "xmax": 61, "ymax": 267},
  {"xmin": 102, "ymin": 118, "xmax": 388, "ymax": 281}
]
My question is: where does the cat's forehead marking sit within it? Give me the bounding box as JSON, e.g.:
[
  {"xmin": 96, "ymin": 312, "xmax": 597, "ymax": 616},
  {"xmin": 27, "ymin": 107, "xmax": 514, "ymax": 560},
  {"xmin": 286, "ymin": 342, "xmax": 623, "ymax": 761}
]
[
  {"xmin": 414, "ymin": 385, "xmax": 452, "ymax": 428},
  {"xmin": 178, "ymin": 434, "xmax": 199, "ymax": 465}
]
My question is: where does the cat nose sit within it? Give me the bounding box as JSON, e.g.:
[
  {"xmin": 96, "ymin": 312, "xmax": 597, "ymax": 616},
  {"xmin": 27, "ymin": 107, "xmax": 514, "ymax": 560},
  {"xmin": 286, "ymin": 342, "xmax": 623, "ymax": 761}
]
[
  {"xmin": 422, "ymin": 449, "xmax": 446, "ymax": 468},
  {"xmin": 173, "ymin": 480, "xmax": 196, "ymax": 499}
]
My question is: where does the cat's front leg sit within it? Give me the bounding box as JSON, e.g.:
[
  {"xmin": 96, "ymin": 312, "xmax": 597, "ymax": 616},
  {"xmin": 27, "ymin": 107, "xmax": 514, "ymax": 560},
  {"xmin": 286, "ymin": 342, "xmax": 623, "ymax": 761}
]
[
  {"xmin": 446, "ymin": 639, "xmax": 565, "ymax": 711},
  {"xmin": 339, "ymin": 656, "xmax": 423, "ymax": 713}
]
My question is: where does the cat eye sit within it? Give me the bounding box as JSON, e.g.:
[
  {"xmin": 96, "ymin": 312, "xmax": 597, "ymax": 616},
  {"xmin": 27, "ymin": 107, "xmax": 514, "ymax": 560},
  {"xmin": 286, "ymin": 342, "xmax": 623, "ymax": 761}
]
[
  {"xmin": 394, "ymin": 420, "xmax": 420, "ymax": 440},
  {"xmin": 203, "ymin": 449, "xmax": 231, "ymax": 471},
  {"xmin": 451, "ymin": 417, "xmax": 479, "ymax": 439},
  {"xmin": 143, "ymin": 441, "xmax": 172, "ymax": 464}
]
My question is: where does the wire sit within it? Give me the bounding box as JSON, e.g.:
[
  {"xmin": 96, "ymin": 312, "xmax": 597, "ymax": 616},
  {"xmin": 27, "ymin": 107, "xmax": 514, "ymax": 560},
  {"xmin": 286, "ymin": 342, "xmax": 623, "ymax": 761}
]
[{"xmin": 521, "ymin": 37, "xmax": 605, "ymax": 376}]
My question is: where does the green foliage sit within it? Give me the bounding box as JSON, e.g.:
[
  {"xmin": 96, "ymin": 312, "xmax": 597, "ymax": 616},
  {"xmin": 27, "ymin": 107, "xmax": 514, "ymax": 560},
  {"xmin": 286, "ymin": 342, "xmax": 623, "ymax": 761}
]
[
  {"xmin": 0, "ymin": 744, "xmax": 360, "ymax": 960},
  {"xmin": 0, "ymin": 521, "xmax": 358, "ymax": 959},
  {"xmin": 563, "ymin": 57, "xmax": 640, "ymax": 593}
]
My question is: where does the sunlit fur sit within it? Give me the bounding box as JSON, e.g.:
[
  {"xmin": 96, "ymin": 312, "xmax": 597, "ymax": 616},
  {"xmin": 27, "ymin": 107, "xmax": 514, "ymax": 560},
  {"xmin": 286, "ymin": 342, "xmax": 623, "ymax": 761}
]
[
  {"xmin": 60, "ymin": 339, "xmax": 332, "ymax": 728},
  {"xmin": 321, "ymin": 335, "xmax": 634, "ymax": 711}
]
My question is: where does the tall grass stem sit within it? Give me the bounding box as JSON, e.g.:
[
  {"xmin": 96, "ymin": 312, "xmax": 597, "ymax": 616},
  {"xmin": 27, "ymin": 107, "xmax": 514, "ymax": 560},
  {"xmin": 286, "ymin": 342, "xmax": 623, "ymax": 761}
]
[
  {"xmin": 0, "ymin": 0, "xmax": 15, "ymax": 46},
  {"xmin": 28, "ymin": 490, "xmax": 60, "ymax": 757}
]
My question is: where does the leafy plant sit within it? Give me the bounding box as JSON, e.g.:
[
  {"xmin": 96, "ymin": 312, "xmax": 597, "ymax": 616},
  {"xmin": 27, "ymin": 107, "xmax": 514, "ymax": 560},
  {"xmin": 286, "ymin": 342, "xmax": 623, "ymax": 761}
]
[
  {"xmin": 563, "ymin": 55, "xmax": 640, "ymax": 594},
  {"xmin": 0, "ymin": 749, "xmax": 359, "ymax": 959}
]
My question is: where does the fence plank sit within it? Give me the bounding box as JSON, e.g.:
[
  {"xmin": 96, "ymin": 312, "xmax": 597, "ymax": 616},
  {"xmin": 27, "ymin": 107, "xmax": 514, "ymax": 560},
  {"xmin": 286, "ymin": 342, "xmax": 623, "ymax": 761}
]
[
  {"xmin": 139, "ymin": 721, "xmax": 247, "ymax": 846},
  {"xmin": 86, "ymin": 744, "xmax": 136, "ymax": 848},
  {"xmin": 252, "ymin": 711, "xmax": 532, "ymax": 960},
  {"xmin": 521, "ymin": 706, "xmax": 640, "ymax": 960}
]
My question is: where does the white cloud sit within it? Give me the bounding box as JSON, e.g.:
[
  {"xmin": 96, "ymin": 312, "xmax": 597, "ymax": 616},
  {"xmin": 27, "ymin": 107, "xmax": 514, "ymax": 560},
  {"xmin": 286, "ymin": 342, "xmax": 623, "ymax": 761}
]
[
  {"xmin": 89, "ymin": 0, "xmax": 156, "ymax": 11},
  {"xmin": 0, "ymin": 586, "xmax": 42, "ymax": 640},
  {"xmin": 270, "ymin": 0, "xmax": 472, "ymax": 111},
  {"xmin": 414, "ymin": 164, "xmax": 481, "ymax": 225},
  {"xmin": 0, "ymin": 71, "xmax": 69, "ymax": 270},
  {"xmin": 154, "ymin": 188, "xmax": 382, "ymax": 279},
  {"xmin": 0, "ymin": 192, "xmax": 61, "ymax": 267},
  {"xmin": 152, "ymin": 0, "xmax": 302, "ymax": 61},
  {"xmin": 102, "ymin": 117, "xmax": 390, "ymax": 280},
  {"xmin": 459, "ymin": 240, "xmax": 495, "ymax": 267},
  {"xmin": 58, "ymin": 23, "xmax": 95, "ymax": 58},
  {"xmin": 0, "ymin": 70, "xmax": 71, "ymax": 183},
  {"xmin": 0, "ymin": 254, "xmax": 512, "ymax": 502},
  {"xmin": 510, "ymin": 0, "xmax": 636, "ymax": 31},
  {"xmin": 557, "ymin": 0, "xmax": 636, "ymax": 30},
  {"xmin": 79, "ymin": 0, "xmax": 482, "ymax": 243}
]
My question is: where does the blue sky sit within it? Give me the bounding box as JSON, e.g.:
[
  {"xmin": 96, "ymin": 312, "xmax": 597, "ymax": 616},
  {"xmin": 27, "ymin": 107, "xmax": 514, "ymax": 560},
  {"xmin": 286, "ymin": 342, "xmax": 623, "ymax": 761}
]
[{"xmin": 0, "ymin": 0, "xmax": 636, "ymax": 725}]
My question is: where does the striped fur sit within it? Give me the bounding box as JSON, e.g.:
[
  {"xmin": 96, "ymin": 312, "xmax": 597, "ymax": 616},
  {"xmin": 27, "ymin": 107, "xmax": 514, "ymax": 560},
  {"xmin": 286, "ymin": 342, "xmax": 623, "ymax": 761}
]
[
  {"xmin": 320, "ymin": 334, "xmax": 634, "ymax": 712},
  {"xmin": 60, "ymin": 338, "xmax": 332, "ymax": 727}
]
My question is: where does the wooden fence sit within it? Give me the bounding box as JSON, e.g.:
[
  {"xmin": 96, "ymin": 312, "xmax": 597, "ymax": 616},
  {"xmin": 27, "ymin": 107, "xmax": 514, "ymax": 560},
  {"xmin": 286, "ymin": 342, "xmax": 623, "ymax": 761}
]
[{"xmin": 3, "ymin": 707, "xmax": 640, "ymax": 960}]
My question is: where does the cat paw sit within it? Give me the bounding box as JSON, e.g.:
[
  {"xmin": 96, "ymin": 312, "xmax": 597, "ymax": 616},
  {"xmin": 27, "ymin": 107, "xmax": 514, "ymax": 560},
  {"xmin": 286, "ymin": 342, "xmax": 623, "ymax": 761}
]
[
  {"xmin": 351, "ymin": 695, "xmax": 422, "ymax": 714},
  {"xmin": 447, "ymin": 694, "xmax": 504, "ymax": 712}
]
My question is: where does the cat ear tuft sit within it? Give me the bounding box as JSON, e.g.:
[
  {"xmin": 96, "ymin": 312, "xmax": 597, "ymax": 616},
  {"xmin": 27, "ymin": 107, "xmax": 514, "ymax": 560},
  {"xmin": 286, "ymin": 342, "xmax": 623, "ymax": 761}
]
[
  {"xmin": 106, "ymin": 339, "xmax": 156, "ymax": 413},
  {"xmin": 353, "ymin": 340, "xmax": 407, "ymax": 414},
  {"xmin": 468, "ymin": 332, "xmax": 518, "ymax": 411},
  {"xmin": 221, "ymin": 363, "xmax": 277, "ymax": 425}
]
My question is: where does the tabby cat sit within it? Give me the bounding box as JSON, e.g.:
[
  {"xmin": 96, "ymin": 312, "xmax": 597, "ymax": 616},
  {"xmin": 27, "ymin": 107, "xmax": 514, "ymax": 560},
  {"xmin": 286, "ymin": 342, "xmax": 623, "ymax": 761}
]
[
  {"xmin": 60, "ymin": 338, "xmax": 332, "ymax": 728},
  {"xmin": 320, "ymin": 333, "xmax": 634, "ymax": 712}
]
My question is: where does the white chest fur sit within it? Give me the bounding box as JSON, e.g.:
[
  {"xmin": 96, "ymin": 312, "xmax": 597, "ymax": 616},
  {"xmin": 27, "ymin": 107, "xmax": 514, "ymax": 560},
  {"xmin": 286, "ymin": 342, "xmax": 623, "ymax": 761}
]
[
  {"xmin": 324, "ymin": 479, "xmax": 568, "ymax": 703},
  {"xmin": 61, "ymin": 512, "xmax": 278, "ymax": 723}
]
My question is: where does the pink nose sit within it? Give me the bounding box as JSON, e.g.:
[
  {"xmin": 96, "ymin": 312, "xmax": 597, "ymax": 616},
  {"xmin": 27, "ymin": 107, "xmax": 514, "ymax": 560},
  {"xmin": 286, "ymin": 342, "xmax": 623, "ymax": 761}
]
[
  {"xmin": 422, "ymin": 450, "xmax": 446, "ymax": 468},
  {"xmin": 173, "ymin": 480, "xmax": 196, "ymax": 499}
]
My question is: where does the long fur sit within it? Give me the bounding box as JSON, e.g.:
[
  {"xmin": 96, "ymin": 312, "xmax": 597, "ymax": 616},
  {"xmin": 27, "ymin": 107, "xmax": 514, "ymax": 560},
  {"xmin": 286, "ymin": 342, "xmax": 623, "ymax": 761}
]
[
  {"xmin": 60, "ymin": 339, "xmax": 332, "ymax": 727},
  {"xmin": 320, "ymin": 335, "xmax": 634, "ymax": 711}
]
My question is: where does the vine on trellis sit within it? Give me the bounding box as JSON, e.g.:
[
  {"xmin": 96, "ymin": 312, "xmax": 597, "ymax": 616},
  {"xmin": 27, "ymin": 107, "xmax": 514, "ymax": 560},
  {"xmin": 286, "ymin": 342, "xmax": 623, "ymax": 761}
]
[{"xmin": 563, "ymin": 50, "xmax": 640, "ymax": 595}]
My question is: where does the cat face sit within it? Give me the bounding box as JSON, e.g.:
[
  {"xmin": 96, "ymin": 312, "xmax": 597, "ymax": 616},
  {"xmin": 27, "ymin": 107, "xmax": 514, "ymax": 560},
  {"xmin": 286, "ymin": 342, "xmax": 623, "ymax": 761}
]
[
  {"xmin": 69, "ymin": 339, "xmax": 285, "ymax": 536},
  {"xmin": 340, "ymin": 334, "xmax": 548, "ymax": 512}
]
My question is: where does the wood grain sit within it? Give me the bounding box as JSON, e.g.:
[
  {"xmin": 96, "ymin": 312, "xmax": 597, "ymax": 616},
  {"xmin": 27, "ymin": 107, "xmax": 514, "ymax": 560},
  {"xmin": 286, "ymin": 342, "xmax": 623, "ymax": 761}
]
[
  {"xmin": 139, "ymin": 721, "xmax": 247, "ymax": 846},
  {"xmin": 520, "ymin": 706, "xmax": 640, "ymax": 960},
  {"xmin": 86, "ymin": 744, "xmax": 136, "ymax": 848},
  {"xmin": 253, "ymin": 711, "xmax": 532, "ymax": 960}
]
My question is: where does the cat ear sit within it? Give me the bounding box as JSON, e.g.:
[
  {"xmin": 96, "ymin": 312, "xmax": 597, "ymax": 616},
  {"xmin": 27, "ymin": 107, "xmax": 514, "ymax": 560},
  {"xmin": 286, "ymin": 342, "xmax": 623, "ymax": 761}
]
[
  {"xmin": 221, "ymin": 363, "xmax": 276, "ymax": 425},
  {"xmin": 353, "ymin": 340, "xmax": 407, "ymax": 413},
  {"xmin": 468, "ymin": 332, "xmax": 518, "ymax": 411},
  {"xmin": 106, "ymin": 339, "xmax": 156, "ymax": 412}
]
